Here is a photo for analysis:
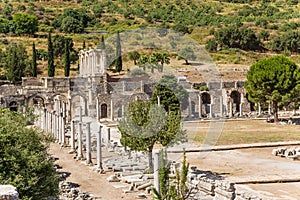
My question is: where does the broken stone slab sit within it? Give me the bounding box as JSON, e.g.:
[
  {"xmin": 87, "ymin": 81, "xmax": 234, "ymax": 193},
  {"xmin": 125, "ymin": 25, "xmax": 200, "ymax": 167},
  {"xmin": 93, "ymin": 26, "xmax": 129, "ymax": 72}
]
[
  {"xmin": 107, "ymin": 175, "xmax": 120, "ymax": 182},
  {"xmin": 123, "ymin": 185, "xmax": 134, "ymax": 194},
  {"xmin": 137, "ymin": 181, "xmax": 153, "ymax": 190},
  {"xmin": 143, "ymin": 174, "xmax": 154, "ymax": 180}
]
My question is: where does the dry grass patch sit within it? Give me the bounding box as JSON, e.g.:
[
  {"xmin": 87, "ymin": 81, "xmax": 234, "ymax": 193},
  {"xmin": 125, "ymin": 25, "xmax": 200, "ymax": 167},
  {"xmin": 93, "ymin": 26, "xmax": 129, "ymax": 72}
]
[{"xmin": 185, "ymin": 119, "xmax": 300, "ymax": 146}]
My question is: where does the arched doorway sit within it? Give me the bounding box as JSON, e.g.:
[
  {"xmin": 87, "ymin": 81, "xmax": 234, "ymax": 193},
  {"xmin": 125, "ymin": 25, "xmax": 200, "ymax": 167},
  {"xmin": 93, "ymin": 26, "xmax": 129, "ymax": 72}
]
[
  {"xmin": 230, "ymin": 91, "xmax": 241, "ymax": 112},
  {"xmin": 201, "ymin": 92, "xmax": 211, "ymax": 115},
  {"xmin": 101, "ymin": 104, "xmax": 108, "ymax": 118},
  {"xmin": 9, "ymin": 101, "xmax": 18, "ymax": 112}
]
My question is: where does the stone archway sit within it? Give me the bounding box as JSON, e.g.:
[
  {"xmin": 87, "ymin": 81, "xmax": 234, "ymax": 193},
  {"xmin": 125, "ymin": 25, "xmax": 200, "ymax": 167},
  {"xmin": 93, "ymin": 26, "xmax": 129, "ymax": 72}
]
[
  {"xmin": 9, "ymin": 101, "xmax": 18, "ymax": 112},
  {"xmin": 230, "ymin": 90, "xmax": 241, "ymax": 113},
  {"xmin": 27, "ymin": 95, "xmax": 45, "ymax": 107},
  {"xmin": 201, "ymin": 92, "xmax": 211, "ymax": 115}
]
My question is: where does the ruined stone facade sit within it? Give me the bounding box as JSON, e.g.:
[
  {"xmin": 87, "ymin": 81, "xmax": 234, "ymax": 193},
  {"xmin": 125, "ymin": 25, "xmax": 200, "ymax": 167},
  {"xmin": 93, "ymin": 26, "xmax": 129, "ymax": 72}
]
[{"xmin": 0, "ymin": 48, "xmax": 254, "ymax": 122}]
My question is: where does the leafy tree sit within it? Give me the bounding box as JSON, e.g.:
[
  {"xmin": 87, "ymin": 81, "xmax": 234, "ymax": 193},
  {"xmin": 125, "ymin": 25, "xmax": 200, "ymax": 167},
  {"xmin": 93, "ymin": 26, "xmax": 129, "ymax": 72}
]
[
  {"xmin": 12, "ymin": 12, "xmax": 38, "ymax": 35},
  {"xmin": 32, "ymin": 42, "xmax": 37, "ymax": 77},
  {"xmin": 128, "ymin": 51, "xmax": 140, "ymax": 65},
  {"xmin": 64, "ymin": 38, "xmax": 70, "ymax": 77},
  {"xmin": 205, "ymin": 38, "xmax": 217, "ymax": 52},
  {"xmin": 151, "ymin": 75, "xmax": 189, "ymax": 111},
  {"xmin": 115, "ymin": 32, "xmax": 122, "ymax": 73},
  {"xmin": 0, "ymin": 109, "xmax": 59, "ymax": 199},
  {"xmin": 47, "ymin": 32, "xmax": 55, "ymax": 77},
  {"xmin": 118, "ymin": 100, "xmax": 185, "ymax": 170},
  {"xmin": 245, "ymin": 55, "xmax": 300, "ymax": 122},
  {"xmin": 152, "ymin": 52, "xmax": 170, "ymax": 72},
  {"xmin": 2, "ymin": 3, "xmax": 13, "ymax": 20},
  {"xmin": 179, "ymin": 47, "xmax": 196, "ymax": 65},
  {"xmin": 137, "ymin": 55, "xmax": 149, "ymax": 71},
  {"xmin": 4, "ymin": 42, "xmax": 28, "ymax": 83},
  {"xmin": 60, "ymin": 16, "xmax": 84, "ymax": 33}
]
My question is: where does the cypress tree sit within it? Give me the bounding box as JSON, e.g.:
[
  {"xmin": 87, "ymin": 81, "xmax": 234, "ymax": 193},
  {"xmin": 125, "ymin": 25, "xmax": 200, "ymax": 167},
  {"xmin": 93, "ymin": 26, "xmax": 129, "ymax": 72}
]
[
  {"xmin": 64, "ymin": 39, "xmax": 70, "ymax": 77},
  {"xmin": 32, "ymin": 42, "xmax": 37, "ymax": 77},
  {"xmin": 98, "ymin": 35, "xmax": 106, "ymax": 50},
  {"xmin": 83, "ymin": 40, "xmax": 86, "ymax": 49},
  {"xmin": 115, "ymin": 32, "xmax": 122, "ymax": 73},
  {"xmin": 47, "ymin": 32, "xmax": 55, "ymax": 77}
]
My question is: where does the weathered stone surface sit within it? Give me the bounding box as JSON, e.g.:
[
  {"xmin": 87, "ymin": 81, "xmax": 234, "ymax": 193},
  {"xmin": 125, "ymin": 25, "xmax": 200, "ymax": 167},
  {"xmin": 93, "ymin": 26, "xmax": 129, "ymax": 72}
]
[{"xmin": 0, "ymin": 185, "xmax": 18, "ymax": 200}]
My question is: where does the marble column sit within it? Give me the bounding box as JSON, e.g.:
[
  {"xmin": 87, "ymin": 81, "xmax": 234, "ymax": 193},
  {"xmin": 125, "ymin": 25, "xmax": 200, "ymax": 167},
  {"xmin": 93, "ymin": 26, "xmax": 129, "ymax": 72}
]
[
  {"xmin": 110, "ymin": 98, "xmax": 114, "ymax": 121},
  {"xmin": 76, "ymin": 106, "xmax": 83, "ymax": 159},
  {"xmin": 209, "ymin": 104, "xmax": 213, "ymax": 118},
  {"xmin": 153, "ymin": 150, "xmax": 160, "ymax": 193},
  {"xmin": 69, "ymin": 120, "xmax": 75, "ymax": 153},
  {"xmin": 57, "ymin": 113, "xmax": 61, "ymax": 144},
  {"xmin": 61, "ymin": 111, "xmax": 66, "ymax": 146},
  {"xmin": 188, "ymin": 97, "xmax": 192, "ymax": 117},
  {"xmin": 268, "ymin": 102, "xmax": 271, "ymax": 115},
  {"xmin": 140, "ymin": 80, "xmax": 144, "ymax": 92},
  {"xmin": 97, "ymin": 125, "xmax": 103, "ymax": 172},
  {"xmin": 239, "ymin": 103, "xmax": 243, "ymax": 117},
  {"xmin": 157, "ymin": 96, "xmax": 161, "ymax": 106},
  {"xmin": 107, "ymin": 127, "xmax": 111, "ymax": 144},
  {"xmin": 220, "ymin": 97, "xmax": 223, "ymax": 118},
  {"xmin": 86, "ymin": 122, "xmax": 92, "ymax": 165},
  {"xmin": 198, "ymin": 94, "xmax": 202, "ymax": 119},
  {"xmin": 43, "ymin": 108, "xmax": 47, "ymax": 131},
  {"xmin": 96, "ymin": 97, "xmax": 99, "ymax": 121}
]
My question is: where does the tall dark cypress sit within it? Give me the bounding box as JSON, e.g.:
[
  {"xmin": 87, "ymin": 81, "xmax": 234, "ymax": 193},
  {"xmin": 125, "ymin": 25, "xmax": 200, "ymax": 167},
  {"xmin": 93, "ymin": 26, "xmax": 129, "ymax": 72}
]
[
  {"xmin": 47, "ymin": 32, "xmax": 55, "ymax": 77},
  {"xmin": 64, "ymin": 39, "xmax": 70, "ymax": 77},
  {"xmin": 115, "ymin": 32, "xmax": 122, "ymax": 73},
  {"xmin": 98, "ymin": 35, "xmax": 106, "ymax": 50},
  {"xmin": 32, "ymin": 42, "xmax": 37, "ymax": 77}
]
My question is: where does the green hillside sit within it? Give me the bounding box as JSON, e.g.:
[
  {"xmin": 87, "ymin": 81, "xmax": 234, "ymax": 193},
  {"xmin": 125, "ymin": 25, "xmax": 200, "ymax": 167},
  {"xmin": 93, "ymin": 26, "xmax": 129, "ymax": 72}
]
[{"xmin": 0, "ymin": 0, "xmax": 300, "ymax": 77}]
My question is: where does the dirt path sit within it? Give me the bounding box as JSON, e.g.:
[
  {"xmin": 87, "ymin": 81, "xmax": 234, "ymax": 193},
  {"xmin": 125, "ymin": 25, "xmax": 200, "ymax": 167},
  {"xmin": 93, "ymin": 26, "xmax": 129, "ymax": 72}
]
[{"xmin": 48, "ymin": 143, "xmax": 146, "ymax": 200}]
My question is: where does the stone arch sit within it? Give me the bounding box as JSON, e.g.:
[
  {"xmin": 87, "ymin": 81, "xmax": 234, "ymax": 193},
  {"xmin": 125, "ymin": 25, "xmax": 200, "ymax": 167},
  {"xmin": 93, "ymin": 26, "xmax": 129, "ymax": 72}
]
[
  {"xmin": 201, "ymin": 92, "xmax": 211, "ymax": 104},
  {"xmin": 100, "ymin": 103, "xmax": 108, "ymax": 118},
  {"xmin": 230, "ymin": 90, "xmax": 241, "ymax": 112},
  {"xmin": 8, "ymin": 101, "xmax": 18, "ymax": 112},
  {"xmin": 201, "ymin": 92, "xmax": 211, "ymax": 115},
  {"xmin": 27, "ymin": 94, "xmax": 45, "ymax": 107}
]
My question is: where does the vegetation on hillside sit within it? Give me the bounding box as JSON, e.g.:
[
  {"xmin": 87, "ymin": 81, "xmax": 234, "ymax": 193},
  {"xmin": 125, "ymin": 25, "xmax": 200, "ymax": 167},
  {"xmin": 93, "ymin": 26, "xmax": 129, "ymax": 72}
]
[{"xmin": 0, "ymin": 0, "xmax": 300, "ymax": 77}]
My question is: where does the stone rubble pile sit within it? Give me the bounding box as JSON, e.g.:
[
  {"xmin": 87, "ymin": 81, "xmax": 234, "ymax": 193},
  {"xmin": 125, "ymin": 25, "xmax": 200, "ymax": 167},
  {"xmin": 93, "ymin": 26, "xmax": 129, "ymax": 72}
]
[
  {"xmin": 272, "ymin": 147, "xmax": 300, "ymax": 160},
  {"xmin": 59, "ymin": 181, "xmax": 94, "ymax": 200},
  {"xmin": 186, "ymin": 166, "xmax": 266, "ymax": 200}
]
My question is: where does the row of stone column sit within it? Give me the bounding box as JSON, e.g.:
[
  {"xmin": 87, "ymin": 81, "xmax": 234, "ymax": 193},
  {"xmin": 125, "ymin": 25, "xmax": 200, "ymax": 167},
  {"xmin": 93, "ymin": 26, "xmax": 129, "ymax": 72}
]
[{"xmin": 35, "ymin": 105, "xmax": 111, "ymax": 172}]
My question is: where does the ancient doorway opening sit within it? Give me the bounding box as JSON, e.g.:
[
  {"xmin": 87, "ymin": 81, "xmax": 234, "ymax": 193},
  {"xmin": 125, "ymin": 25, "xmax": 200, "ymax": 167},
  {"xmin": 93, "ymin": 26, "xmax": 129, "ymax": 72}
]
[
  {"xmin": 201, "ymin": 92, "xmax": 211, "ymax": 115},
  {"xmin": 101, "ymin": 104, "xmax": 108, "ymax": 118},
  {"xmin": 9, "ymin": 101, "xmax": 18, "ymax": 112},
  {"xmin": 230, "ymin": 91, "xmax": 241, "ymax": 112}
]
